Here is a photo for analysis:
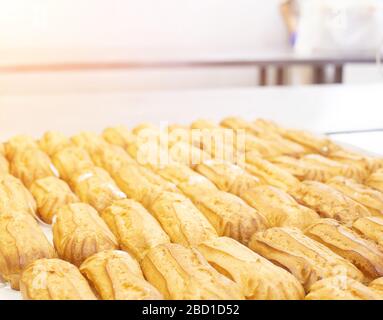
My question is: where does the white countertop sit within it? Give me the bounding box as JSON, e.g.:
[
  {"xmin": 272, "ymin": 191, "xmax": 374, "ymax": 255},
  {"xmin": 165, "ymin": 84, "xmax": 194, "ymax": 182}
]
[{"xmin": 1, "ymin": 83, "xmax": 383, "ymax": 154}]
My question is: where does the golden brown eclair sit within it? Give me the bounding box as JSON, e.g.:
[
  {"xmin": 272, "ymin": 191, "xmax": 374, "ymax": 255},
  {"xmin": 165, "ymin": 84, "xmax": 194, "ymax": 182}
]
[
  {"xmin": 0, "ymin": 212, "xmax": 56, "ymax": 289},
  {"xmin": 141, "ymin": 243, "xmax": 244, "ymax": 300},
  {"xmin": 30, "ymin": 176, "xmax": 79, "ymax": 224},
  {"xmin": 197, "ymin": 237, "xmax": 304, "ymax": 300},
  {"xmin": 4, "ymin": 135, "xmax": 38, "ymax": 161},
  {"xmin": 101, "ymin": 199, "xmax": 170, "ymax": 261},
  {"xmin": 80, "ymin": 250, "xmax": 163, "ymax": 300},
  {"xmin": 300, "ymin": 154, "xmax": 367, "ymax": 182},
  {"xmin": 10, "ymin": 147, "xmax": 58, "ymax": 188},
  {"xmin": 0, "ymin": 153, "xmax": 9, "ymax": 175},
  {"xmin": 327, "ymin": 176, "xmax": 383, "ymax": 216},
  {"xmin": 20, "ymin": 258, "xmax": 97, "ymax": 300},
  {"xmin": 291, "ymin": 181, "xmax": 371, "ymax": 226},
  {"xmin": 270, "ymin": 155, "xmax": 333, "ymax": 182},
  {"xmin": 241, "ymin": 185, "xmax": 319, "ymax": 230},
  {"xmin": 102, "ymin": 126, "xmax": 136, "ymax": 150},
  {"xmin": 369, "ymin": 277, "xmax": 383, "ymax": 297},
  {"xmin": 0, "ymin": 174, "xmax": 37, "ymax": 218},
  {"xmin": 53, "ymin": 203, "xmax": 118, "ymax": 266},
  {"xmin": 329, "ymin": 148, "xmax": 383, "ymax": 173},
  {"xmin": 39, "ymin": 131, "xmax": 73, "ymax": 156},
  {"xmin": 148, "ymin": 192, "xmax": 218, "ymax": 246},
  {"xmin": 71, "ymin": 131, "xmax": 107, "ymax": 153},
  {"xmin": 51, "ymin": 146, "xmax": 94, "ymax": 182},
  {"xmin": 195, "ymin": 160, "xmax": 261, "ymax": 197},
  {"xmin": 248, "ymin": 227, "xmax": 365, "ymax": 290},
  {"xmin": 186, "ymin": 189, "xmax": 268, "ymax": 245},
  {"xmin": 305, "ymin": 276, "xmax": 381, "ymax": 300},
  {"xmin": 113, "ymin": 164, "xmax": 179, "ymax": 208},
  {"xmin": 305, "ymin": 218, "xmax": 383, "ymax": 281},
  {"xmin": 353, "ymin": 217, "xmax": 383, "ymax": 248},
  {"xmin": 245, "ymin": 155, "xmax": 300, "ymax": 192},
  {"xmin": 89, "ymin": 144, "xmax": 136, "ymax": 174},
  {"xmin": 70, "ymin": 166, "xmax": 126, "ymax": 213},
  {"xmin": 365, "ymin": 169, "xmax": 383, "ymax": 194},
  {"xmin": 168, "ymin": 141, "xmax": 211, "ymax": 168}
]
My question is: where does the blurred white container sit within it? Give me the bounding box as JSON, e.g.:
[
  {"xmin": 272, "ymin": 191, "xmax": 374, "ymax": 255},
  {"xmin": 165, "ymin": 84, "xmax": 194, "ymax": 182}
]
[{"xmin": 295, "ymin": 0, "xmax": 383, "ymax": 56}]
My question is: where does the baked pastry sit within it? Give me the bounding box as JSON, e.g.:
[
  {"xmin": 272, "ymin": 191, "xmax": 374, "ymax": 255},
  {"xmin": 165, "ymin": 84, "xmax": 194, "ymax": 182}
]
[
  {"xmin": 327, "ymin": 176, "xmax": 383, "ymax": 216},
  {"xmin": 154, "ymin": 162, "xmax": 217, "ymax": 192},
  {"xmin": 149, "ymin": 191, "xmax": 218, "ymax": 246},
  {"xmin": 10, "ymin": 147, "xmax": 58, "ymax": 187},
  {"xmin": 80, "ymin": 250, "xmax": 163, "ymax": 300},
  {"xmin": 305, "ymin": 218, "xmax": 383, "ymax": 281},
  {"xmin": 185, "ymin": 189, "xmax": 268, "ymax": 245},
  {"xmin": 195, "ymin": 160, "xmax": 261, "ymax": 197},
  {"xmin": 101, "ymin": 199, "xmax": 170, "ymax": 261},
  {"xmin": 353, "ymin": 217, "xmax": 383, "ymax": 248},
  {"xmin": 0, "ymin": 174, "xmax": 37, "ymax": 218},
  {"xmin": 305, "ymin": 276, "xmax": 381, "ymax": 300},
  {"xmin": 369, "ymin": 277, "xmax": 383, "ymax": 297},
  {"xmin": 71, "ymin": 131, "xmax": 106, "ymax": 153},
  {"xmin": 53, "ymin": 203, "xmax": 118, "ymax": 266},
  {"xmin": 0, "ymin": 153, "xmax": 9, "ymax": 175},
  {"xmin": 0, "ymin": 212, "xmax": 56, "ymax": 289},
  {"xmin": 329, "ymin": 148, "xmax": 383, "ymax": 173},
  {"xmin": 141, "ymin": 243, "xmax": 244, "ymax": 300},
  {"xmin": 365, "ymin": 169, "xmax": 383, "ymax": 193},
  {"xmin": 90, "ymin": 144, "xmax": 136, "ymax": 174},
  {"xmin": 20, "ymin": 258, "xmax": 96, "ymax": 300},
  {"xmin": 29, "ymin": 176, "xmax": 79, "ymax": 224},
  {"xmin": 169, "ymin": 141, "xmax": 211, "ymax": 168},
  {"xmin": 113, "ymin": 164, "xmax": 178, "ymax": 208},
  {"xmin": 291, "ymin": 181, "xmax": 371, "ymax": 226},
  {"xmin": 242, "ymin": 134, "xmax": 288, "ymax": 158},
  {"xmin": 270, "ymin": 155, "xmax": 332, "ymax": 182},
  {"xmin": 70, "ymin": 166, "xmax": 126, "ymax": 212},
  {"xmin": 39, "ymin": 131, "xmax": 73, "ymax": 156},
  {"xmin": 249, "ymin": 227, "xmax": 365, "ymax": 290},
  {"xmin": 102, "ymin": 126, "xmax": 136, "ymax": 150},
  {"xmin": 241, "ymin": 185, "xmax": 319, "ymax": 230},
  {"xmin": 51, "ymin": 146, "xmax": 94, "ymax": 181},
  {"xmin": 245, "ymin": 155, "xmax": 300, "ymax": 192},
  {"xmin": 191, "ymin": 119, "xmax": 219, "ymax": 130},
  {"xmin": 197, "ymin": 237, "xmax": 305, "ymax": 300},
  {"xmin": 4, "ymin": 135, "xmax": 38, "ymax": 160},
  {"xmin": 300, "ymin": 154, "xmax": 367, "ymax": 182}
]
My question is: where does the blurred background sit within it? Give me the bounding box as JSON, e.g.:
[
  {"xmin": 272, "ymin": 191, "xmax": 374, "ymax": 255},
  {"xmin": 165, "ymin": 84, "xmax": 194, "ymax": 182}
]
[
  {"xmin": 1, "ymin": 0, "xmax": 383, "ymax": 153},
  {"xmin": 1, "ymin": 0, "xmax": 382, "ymax": 95}
]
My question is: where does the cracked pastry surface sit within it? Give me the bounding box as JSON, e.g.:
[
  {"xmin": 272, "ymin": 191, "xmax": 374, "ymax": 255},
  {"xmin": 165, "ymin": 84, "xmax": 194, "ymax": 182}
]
[
  {"xmin": 369, "ymin": 277, "xmax": 383, "ymax": 297},
  {"xmin": 300, "ymin": 154, "xmax": 367, "ymax": 182},
  {"xmin": 20, "ymin": 258, "xmax": 96, "ymax": 300},
  {"xmin": 186, "ymin": 189, "xmax": 268, "ymax": 245},
  {"xmin": 245, "ymin": 155, "xmax": 300, "ymax": 192},
  {"xmin": 365, "ymin": 169, "xmax": 383, "ymax": 193},
  {"xmin": 241, "ymin": 185, "xmax": 319, "ymax": 230},
  {"xmin": 353, "ymin": 217, "xmax": 383, "ymax": 248},
  {"xmin": 30, "ymin": 176, "xmax": 79, "ymax": 224},
  {"xmin": 0, "ymin": 174, "xmax": 37, "ymax": 218},
  {"xmin": 305, "ymin": 276, "xmax": 381, "ymax": 300},
  {"xmin": 197, "ymin": 236, "xmax": 304, "ymax": 300},
  {"xmin": 101, "ymin": 199, "xmax": 170, "ymax": 261},
  {"xmin": 10, "ymin": 147, "xmax": 58, "ymax": 188},
  {"xmin": 141, "ymin": 243, "xmax": 244, "ymax": 300},
  {"xmin": 51, "ymin": 146, "xmax": 94, "ymax": 182},
  {"xmin": 39, "ymin": 131, "xmax": 73, "ymax": 156},
  {"xmin": 102, "ymin": 126, "xmax": 136, "ymax": 150},
  {"xmin": 80, "ymin": 250, "xmax": 163, "ymax": 300},
  {"xmin": 290, "ymin": 181, "xmax": 371, "ymax": 226},
  {"xmin": 53, "ymin": 203, "xmax": 118, "ymax": 266},
  {"xmin": 0, "ymin": 212, "xmax": 56, "ymax": 290},
  {"xmin": 248, "ymin": 227, "xmax": 365, "ymax": 290},
  {"xmin": 70, "ymin": 166, "xmax": 126, "ymax": 213},
  {"xmin": 195, "ymin": 160, "xmax": 261, "ymax": 197},
  {"xmin": 148, "ymin": 192, "xmax": 218, "ymax": 246},
  {"xmin": 327, "ymin": 176, "xmax": 383, "ymax": 216},
  {"xmin": 4, "ymin": 135, "xmax": 38, "ymax": 161},
  {"xmin": 305, "ymin": 218, "xmax": 383, "ymax": 281}
]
